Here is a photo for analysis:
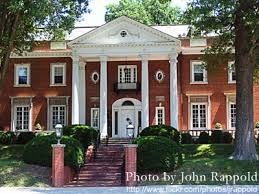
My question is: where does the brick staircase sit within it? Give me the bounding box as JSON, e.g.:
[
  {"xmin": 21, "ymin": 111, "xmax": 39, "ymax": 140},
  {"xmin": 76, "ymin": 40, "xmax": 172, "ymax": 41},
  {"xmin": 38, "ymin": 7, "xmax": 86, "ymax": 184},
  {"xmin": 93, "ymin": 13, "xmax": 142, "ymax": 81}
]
[{"xmin": 65, "ymin": 138, "xmax": 130, "ymax": 187}]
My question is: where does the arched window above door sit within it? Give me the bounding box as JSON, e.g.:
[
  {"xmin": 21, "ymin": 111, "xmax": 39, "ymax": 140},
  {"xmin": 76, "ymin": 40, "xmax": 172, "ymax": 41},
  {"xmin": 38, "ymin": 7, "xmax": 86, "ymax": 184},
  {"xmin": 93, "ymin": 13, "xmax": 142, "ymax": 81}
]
[{"xmin": 122, "ymin": 100, "xmax": 134, "ymax": 106}]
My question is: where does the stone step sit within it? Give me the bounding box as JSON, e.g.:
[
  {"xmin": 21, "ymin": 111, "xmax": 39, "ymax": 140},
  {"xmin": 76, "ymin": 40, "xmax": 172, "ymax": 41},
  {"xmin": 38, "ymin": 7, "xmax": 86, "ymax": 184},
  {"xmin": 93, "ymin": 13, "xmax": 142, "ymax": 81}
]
[
  {"xmin": 73, "ymin": 175, "xmax": 121, "ymax": 181},
  {"xmin": 77, "ymin": 172, "xmax": 121, "ymax": 177},
  {"xmin": 65, "ymin": 182, "xmax": 122, "ymax": 187}
]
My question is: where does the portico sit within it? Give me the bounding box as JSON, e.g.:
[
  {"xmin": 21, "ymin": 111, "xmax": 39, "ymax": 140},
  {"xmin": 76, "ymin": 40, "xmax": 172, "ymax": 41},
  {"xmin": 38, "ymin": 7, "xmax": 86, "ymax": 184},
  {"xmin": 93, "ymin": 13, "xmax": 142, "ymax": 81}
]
[{"xmin": 68, "ymin": 16, "xmax": 180, "ymax": 138}]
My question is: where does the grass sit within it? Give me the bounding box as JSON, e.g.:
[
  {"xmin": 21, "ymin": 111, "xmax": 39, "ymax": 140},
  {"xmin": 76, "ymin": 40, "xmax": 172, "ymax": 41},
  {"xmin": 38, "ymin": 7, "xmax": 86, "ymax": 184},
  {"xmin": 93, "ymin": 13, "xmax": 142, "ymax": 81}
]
[
  {"xmin": 139, "ymin": 144, "xmax": 259, "ymax": 185},
  {"xmin": 0, "ymin": 144, "xmax": 50, "ymax": 187}
]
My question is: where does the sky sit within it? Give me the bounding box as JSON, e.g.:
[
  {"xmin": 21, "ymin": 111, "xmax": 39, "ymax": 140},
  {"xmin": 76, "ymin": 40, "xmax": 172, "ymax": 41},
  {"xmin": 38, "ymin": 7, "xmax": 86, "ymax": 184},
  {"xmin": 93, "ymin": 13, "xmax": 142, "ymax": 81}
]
[{"xmin": 76, "ymin": 0, "xmax": 189, "ymax": 27}]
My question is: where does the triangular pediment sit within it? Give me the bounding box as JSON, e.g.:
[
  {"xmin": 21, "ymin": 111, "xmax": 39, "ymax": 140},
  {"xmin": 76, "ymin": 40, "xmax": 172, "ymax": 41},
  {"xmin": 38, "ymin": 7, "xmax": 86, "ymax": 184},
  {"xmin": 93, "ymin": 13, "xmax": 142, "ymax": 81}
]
[{"xmin": 68, "ymin": 16, "xmax": 180, "ymax": 46}]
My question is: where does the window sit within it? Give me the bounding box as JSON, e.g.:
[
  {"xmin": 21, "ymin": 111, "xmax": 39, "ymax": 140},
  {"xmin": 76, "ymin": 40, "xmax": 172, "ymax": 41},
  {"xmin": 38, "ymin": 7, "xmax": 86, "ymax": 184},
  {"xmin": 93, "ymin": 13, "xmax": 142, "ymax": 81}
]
[
  {"xmin": 118, "ymin": 65, "xmax": 137, "ymax": 83},
  {"xmin": 191, "ymin": 61, "xmax": 207, "ymax": 83},
  {"xmin": 50, "ymin": 105, "xmax": 66, "ymax": 129},
  {"xmin": 155, "ymin": 70, "xmax": 165, "ymax": 83},
  {"xmin": 115, "ymin": 111, "xmax": 118, "ymax": 135},
  {"xmin": 91, "ymin": 72, "xmax": 99, "ymax": 84},
  {"xmin": 15, "ymin": 106, "xmax": 30, "ymax": 131},
  {"xmin": 91, "ymin": 108, "xmax": 99, "ymax": 129},
  {"xmin": 228, "ymin": 102, "xmax": 236, "ymax": 129},
  {"xmin": 155, "ymin": 107, "xmax": 165, "ymax": 125},
  {"xmin": 51, "ymin": 63, "xmax": 66, "ymax": 85},
  {"xmin": 191, "ymin": 103, "xmax": 207, "ymax": 129},
  {"xmin": 14, "ymin": 64, "xmax": 30, "ymax": 86},
  {"xmin": 228, "ymin": 62, "xmax": 236, "ymax": 83}
]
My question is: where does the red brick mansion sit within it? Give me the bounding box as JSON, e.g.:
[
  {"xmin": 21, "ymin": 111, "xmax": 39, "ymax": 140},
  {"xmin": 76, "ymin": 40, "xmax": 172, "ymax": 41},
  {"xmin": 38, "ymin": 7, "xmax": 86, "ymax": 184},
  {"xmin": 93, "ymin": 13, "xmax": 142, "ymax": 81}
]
[{"xmin": 0, "ymin": 16, "xmax": 258, "ymax": 138}]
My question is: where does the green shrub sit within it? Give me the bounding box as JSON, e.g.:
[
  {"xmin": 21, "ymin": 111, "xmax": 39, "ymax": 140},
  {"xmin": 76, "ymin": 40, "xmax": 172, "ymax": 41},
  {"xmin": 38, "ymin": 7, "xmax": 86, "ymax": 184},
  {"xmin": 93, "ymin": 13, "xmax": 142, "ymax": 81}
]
[
  {"xmin": 181, "ymin": 133, "xmax": 193, "ymax": 144},
  {"xmin": 63, "ymin": 125, "xmax": 98, "ymax": 148},
  {"xmin": 198, "ymin": 132, "xmax": 209, "ymax": 144},
  {"xmin": 23, "ymin": 133, "xmax": 84, "ymax": 170},
  {"xmin": 222, "ymin": 132, "xmax": 233, "ymax": 144},
  {"xmin": 134, "ymin": 136, "xmax": 182, "ymax": 172},
  {"xmin": 0, "ymin": 131, "xmax": 15, "ymax": 144},
  {"xmin": 210, "ymin": 130, "xmax": 223, "ymax": 143},
  {"xmin": 17, "ymin": 132, "xmax": 36, "ymax": 144},
  {"xmin": 140, "ymin": 125, "xmax": 180, "ymax": 144}
]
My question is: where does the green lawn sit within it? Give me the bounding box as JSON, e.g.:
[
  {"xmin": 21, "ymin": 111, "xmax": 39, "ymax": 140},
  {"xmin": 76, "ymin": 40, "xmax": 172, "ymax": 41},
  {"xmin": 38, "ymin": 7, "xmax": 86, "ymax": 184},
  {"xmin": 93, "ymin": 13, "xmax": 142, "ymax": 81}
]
[
  {"xmin": 0, "ymin": 144, "xmax": 51, "ymax": 187},
  {"xmin": 140, "ymin": 144, "xmax": 259, "ymax": 185}
]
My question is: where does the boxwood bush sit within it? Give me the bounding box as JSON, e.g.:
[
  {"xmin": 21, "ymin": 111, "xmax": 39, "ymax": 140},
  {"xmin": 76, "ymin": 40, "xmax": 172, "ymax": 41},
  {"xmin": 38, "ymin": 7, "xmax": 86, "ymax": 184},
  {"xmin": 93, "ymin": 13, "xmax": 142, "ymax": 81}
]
[
  {"xmin": 222, "ymin": 132, "xmax": 233, "ymax": 144},
  {"xmin": 210, "ymin": 130, "xmax": 223, "ymax": 143},
  {"xmin": 17, "ymin": 132, "xmax": 36, "ymax": 144},
  {"xmin": 181, "ymin": 133, "xmax": 193, "ymax": 144},
  {"xmin": 198, "ymin": 132, "xmax": 209, "ymax": 144},
  {"xmin": 139, "ymin": 125, "xmax": 180, "ymax": 144},
  {"xmin": 0, "ymin": 131, "xmax": 15, "ymax": 144},
  {"xmin": 63, "ymin": 125, "xmax": 98, "ymax": 148},
  {"xmin": 134, "ymin": 136, "xmax": 182, "ymax": 172},
  {"xmin": 23, "ymin": 133, "xmax": 84, "ymax": 170}
]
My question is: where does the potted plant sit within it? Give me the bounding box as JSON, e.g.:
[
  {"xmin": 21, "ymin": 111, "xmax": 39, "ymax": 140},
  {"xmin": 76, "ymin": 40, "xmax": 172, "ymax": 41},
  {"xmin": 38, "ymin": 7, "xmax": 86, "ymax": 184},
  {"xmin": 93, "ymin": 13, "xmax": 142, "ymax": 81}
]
[
  {"xmin": 35, "ymin": 123, "xmax": 44, "ymax": 131},
  {"xmin": 256, "ymin": 122, "xmax": 259, "ymax": 129},
  {"xmin": 215, "ymin": 122, "xmax": 222, "ymax": 130}
]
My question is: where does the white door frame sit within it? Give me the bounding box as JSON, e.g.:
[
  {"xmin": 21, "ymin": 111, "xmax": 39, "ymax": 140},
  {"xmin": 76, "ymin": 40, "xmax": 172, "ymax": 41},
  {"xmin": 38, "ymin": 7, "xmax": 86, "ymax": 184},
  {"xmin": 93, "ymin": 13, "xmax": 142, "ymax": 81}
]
[{"xmin": 112, "ymin": 98, "xmax": 141, "ymax": 138}]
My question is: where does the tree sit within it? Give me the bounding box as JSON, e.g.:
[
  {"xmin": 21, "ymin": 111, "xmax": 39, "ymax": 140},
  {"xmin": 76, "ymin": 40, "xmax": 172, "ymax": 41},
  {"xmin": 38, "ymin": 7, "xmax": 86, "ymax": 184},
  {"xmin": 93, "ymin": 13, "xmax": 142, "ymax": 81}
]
[
  {"xmin": 105, "ymin": 0, "xmax": 183, "ymax": 25},
  {"xmin": 184, "ymin": 0, "xmax": 259, "ymax": 160},
  {"xmin": 0, "ymin": 0, "xmax": 90, "ymax": 86}
]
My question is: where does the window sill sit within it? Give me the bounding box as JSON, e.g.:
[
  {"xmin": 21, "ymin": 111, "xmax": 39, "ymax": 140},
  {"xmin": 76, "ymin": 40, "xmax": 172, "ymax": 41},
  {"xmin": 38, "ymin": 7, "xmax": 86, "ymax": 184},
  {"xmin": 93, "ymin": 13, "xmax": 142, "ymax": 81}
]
[
  {"xmin": 13, "ymin": 85, "xmax": 31, "ymax": 88},
  {"xmin": 190, "ymin": 82, "xmax": 208, "ymax": 85},
  {"xmin": 49, "ymin": 84, "xmax": 67, "ymax": 87},
  {"xmin": 228, "ymin": 81, "xmax": 236, "ymax": 84}
]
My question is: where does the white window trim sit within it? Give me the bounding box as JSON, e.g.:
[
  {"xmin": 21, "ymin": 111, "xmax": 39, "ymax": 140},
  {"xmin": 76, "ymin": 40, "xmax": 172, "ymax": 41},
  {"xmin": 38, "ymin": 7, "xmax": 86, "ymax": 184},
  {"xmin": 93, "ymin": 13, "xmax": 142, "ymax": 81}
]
[
  {"xmin": 190, "ymin": 102, "xmax": 208, "ymax": 130},
  {"xmin": 50, "ymin": 63, "xmax": 66, "ymax": 86},
  {"xmin": 228, "ymin": 102, "xmax": 236, "ymax": 130},
  {"xmin": 14, "ymin": 64, "xmax": 31, "ymax": 87},
  {"xmin": 155, "ymin": 107, "xmax": 165, "ymax": 125},
  {"xmin": 118, "ymin": 65, "xmax": 137, "ymax": 83},
  {"xmin": 13, "ymin": 105, "xmax": 32, "ymax": 132},
  {"xmin": 91, "ymin": 108, "xmax": 100, "ymax": 129},
  {"xmin": 50, "ymin": 105, "xmax": 67, "ymax": 130},
  {"xmin": 228, "ymin": 61, "xmax": 236, "ymax": 84},
  {"xmin": 190, "ymin": 61, "xmax": 208, "ymax": 84}
]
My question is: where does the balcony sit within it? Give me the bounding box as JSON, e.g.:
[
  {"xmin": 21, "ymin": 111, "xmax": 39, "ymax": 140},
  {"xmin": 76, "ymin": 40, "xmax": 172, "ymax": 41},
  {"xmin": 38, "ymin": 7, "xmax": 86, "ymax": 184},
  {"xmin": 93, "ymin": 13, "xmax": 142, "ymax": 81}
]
[{"xmin": 114, "ymin": 82, "xmax": 141, "ymax": 93}]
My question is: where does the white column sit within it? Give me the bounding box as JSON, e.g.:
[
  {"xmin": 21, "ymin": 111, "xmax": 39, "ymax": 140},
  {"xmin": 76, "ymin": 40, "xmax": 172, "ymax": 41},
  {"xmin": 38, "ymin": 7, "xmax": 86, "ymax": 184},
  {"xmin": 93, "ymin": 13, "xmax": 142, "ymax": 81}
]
[
  {"xmin": 79, "ymin": 61, "xmax": 86, "ymax": 124},
  {"xmin": 141, "ymin": 55, "xmax": 149, "ymax": 128},
  {"xmin": 72, "ymin": 54, "xmax": 80, "ymax": 124},
  {"xmin": 169, "ymin": 54, "xmax": 179, "ymax": 129},
  {"xmin": 100, "ymin": 56, "xmax": 108, "ymax": 138}
]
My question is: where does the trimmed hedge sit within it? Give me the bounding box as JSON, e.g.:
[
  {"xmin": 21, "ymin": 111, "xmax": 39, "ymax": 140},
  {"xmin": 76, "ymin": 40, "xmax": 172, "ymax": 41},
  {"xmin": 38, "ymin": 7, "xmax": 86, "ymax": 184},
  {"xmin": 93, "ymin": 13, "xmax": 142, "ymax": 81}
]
[
  {"xmin": 0, "ymin": 131, "xmax": 15, "ymax": 144},
  {"xmin": 63, "ymin": 125, "xmax": 98, "ymax": 148},
  {"xmin": 181, "ymin": 133, "xmax": 193, "ymax": 144},
  {"xmin": 198, "ymin": 132, "xmax": 209, "ymax": 144},
  {"xmin": 23, "ymin": 133, "xmax": 84, "ymax": 169},
  {"xmin": 210, "ymin": 130, "xmax": 223, "ymax": 143},
  {"xmin": 140, "ymin": 125, "xmax": 180, "ymax": 144},
  {"xmin": 134, "ymin": 136, "xmax": 182, "ymax": 172},
  {"xmin": 17, "ymin": 132, "xmax": 36, "ymax": 144},
  {"xmin": 222, "ymin": 132, "xmax": 233, "ymax": 144}
]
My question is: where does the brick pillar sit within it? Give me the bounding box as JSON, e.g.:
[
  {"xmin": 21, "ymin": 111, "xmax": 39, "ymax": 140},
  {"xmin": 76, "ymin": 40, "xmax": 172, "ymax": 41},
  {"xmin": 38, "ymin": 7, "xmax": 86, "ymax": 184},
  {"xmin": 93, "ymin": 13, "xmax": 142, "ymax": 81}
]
[
  {"xmin": 52, "ymin": 144, "xmax": 66, "ymax": 187},
  {"xmin": 125, "ymin": 144, "xmax": 138, "ymax": 186}
]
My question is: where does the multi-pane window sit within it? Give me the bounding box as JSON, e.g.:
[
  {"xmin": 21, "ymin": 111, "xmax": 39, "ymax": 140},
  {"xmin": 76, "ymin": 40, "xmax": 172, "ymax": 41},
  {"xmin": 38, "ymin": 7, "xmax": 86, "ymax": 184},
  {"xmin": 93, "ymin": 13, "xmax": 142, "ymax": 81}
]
[
  {"xmin": 118, "ymin": 65, "xmax": 137, "ymax": 83},
  {"xmin": 15, "ymin": 106, "xmax": 29, "ymax": 131},
  {"xmin": 228, "ymin": 62, "xmax": 236, "ymax": 83},
  {"xmin": 15, "ymin": 64, "xmax": 30, "ymax": 86},
  {"xmin": 51, "ymin": 64, "xmax": 66, "ymax": 85},
  {"xmin": 230, "ymin": 103, "xmax": 236, "ymax": 128},
  {"xmin": 191, "ymin": 62, "xmax": 207, "ymax": 83},
  {"xmin": 156, "ymin": 107, "xmax": 165, "ymax": 125},
  {"xmin": 191, "ymin": 103, "xmax": 207, "ymax": 129},
  {"xmin": 91, "ymin": 108, "xmax": 99, "ymax": 129},
  {"xmin": 51, "ymin": 105, "xmax": 66, "ymax": 129}
]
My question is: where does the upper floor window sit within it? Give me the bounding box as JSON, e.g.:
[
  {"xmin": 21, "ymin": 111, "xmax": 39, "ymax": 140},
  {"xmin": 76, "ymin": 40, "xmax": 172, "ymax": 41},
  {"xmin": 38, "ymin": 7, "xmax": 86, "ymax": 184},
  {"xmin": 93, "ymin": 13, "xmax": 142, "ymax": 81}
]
[
  {"xmin": 155, "ymin": 107, "xmax": 165, "ymax": 125},
  {"xmin": 50, "ymin": 63, "xmax": 66, "ymax": 86},
  {"xmin": 118, "ymin": 65, "xmax": 137, "ymax": 83},
  {"xmin": 191, "ymin": 61, "xmax": 207, "ymax": 84},
  {"xmin": 228, "ymin": 62, "xmax": 236, "ymax": 83},
  {"xmin": 14, "ymin": 64, "xmax": 30, "ymax": 87}
]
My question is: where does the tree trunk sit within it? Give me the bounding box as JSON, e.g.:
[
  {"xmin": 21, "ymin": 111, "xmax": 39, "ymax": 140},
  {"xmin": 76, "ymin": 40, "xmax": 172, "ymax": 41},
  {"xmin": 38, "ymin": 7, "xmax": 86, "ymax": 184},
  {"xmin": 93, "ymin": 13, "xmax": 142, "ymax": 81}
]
[{"xmin": 232, "ymin": 0, "xmax": 258, "ymax": 160}]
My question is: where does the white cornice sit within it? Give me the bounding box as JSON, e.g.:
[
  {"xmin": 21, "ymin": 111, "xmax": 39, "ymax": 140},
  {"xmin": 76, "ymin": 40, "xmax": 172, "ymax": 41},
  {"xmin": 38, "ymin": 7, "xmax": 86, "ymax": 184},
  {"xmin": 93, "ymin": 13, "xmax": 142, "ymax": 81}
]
[
  {"xmin": 181, "ymin": 47, "xmax": 206, "ymax": 55},
  {"xmin": 10, "ymin": 51, "xmax": 71, "ymax": 58}
]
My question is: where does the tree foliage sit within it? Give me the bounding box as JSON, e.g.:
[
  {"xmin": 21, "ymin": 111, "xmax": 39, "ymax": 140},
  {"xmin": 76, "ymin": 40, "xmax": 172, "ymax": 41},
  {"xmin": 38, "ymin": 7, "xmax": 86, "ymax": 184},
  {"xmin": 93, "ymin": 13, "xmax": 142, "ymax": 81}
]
[
  {"xmin": 105, "ymin": 0, "xmax": 183, "ymax": 25},
  {"xmin": 0, "ymin": 0, "xmax": 90, "ymax": 86},
  {"xmin": 184, "ymin": 0, "xmax": 259, "ymax": 160}
]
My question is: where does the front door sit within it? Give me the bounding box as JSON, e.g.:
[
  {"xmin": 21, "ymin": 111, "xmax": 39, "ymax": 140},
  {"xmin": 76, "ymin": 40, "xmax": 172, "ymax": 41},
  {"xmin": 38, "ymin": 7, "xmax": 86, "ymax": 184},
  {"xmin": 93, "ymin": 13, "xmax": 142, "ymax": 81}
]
[{"xmin": 119, "ymin": 108, "xmax": 135, "ymax": 138}]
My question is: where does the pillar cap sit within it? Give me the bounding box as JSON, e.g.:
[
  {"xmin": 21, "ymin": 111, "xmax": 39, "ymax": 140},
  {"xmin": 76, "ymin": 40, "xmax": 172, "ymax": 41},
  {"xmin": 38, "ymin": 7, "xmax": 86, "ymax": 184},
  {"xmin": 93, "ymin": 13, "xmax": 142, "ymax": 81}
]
[
  {"xmin": 124, "ymin": 144, "xmax": 138, "ymax": 148},
  {"xmin": 52, "ymin": 144, "xmax": 66, "ymax": 148}
]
